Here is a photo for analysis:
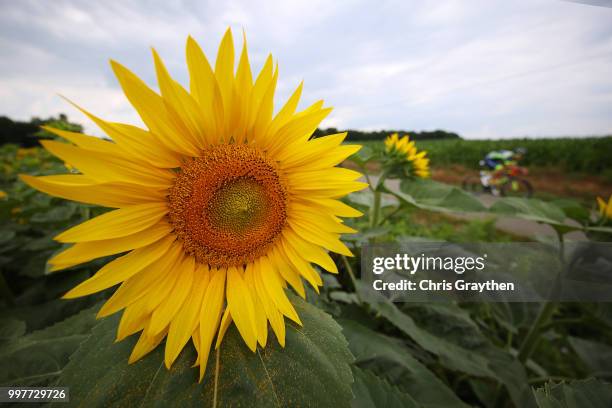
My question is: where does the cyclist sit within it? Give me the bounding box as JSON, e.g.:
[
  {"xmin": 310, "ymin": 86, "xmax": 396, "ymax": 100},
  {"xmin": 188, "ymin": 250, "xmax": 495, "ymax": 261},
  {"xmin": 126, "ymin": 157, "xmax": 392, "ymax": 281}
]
[{"xmin": 479, "ymin": 148, "xmax": 526, "ymax": 193}]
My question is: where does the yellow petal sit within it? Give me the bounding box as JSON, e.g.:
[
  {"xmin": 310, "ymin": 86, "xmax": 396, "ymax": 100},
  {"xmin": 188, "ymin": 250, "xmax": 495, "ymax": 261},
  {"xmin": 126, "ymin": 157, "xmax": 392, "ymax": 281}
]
[
  {"xmin": 260, "ymin": 81, "xmax": 303, "ymax": 146},
  {"xmin": 129, "ymin": 326, "xmax": 168, "ymax": 364},
  {"xmin": 265, "ymin": 106, "xmax": 332, "ymax": 155},
  {"xmin": 40, "ymin": 140, "xmax": 173, "ymax": 188},
  {"xmin": 269, "ymin": 246, "xmax": 305, "ymax": 298},
  {"xmin": 110, "ymin": 60, "xmax": 199, "ymax": 156},
  {"xmin": 55, "ymin": 202, "xmax": 168, "ymax": 243},
  {"xmin": 49, "ymin": 221, "xmax": 172, "ymax": 271},
  {"xmin": 152, "ymin": 48, "xmax": 207, "ymax": 149},
  {"xmin": 147, "ymin": 255, "xmax": 196, "ymax": 336},
  {"xmin": 214, "ymin": 308, "xmax": 233, "ymax": 349},
  {"xmin": 19, "ymin": 174, "xmax": 165, "ymax": 208},
  {"xmin": 226, "ymin": 266, "xmax": 258, "ymax": 352},
  {"xmin": 199, "ymin": 268, "xmax": 226, "ymax": 381},
  {"xmin": 97, "ymin": 241, "xmax": 185, "ymax": 317},
  {"xmin": 63, "ymin": 234, "xmax": 175, "ymax": 299},
  {"xmin": 186, "ymin": 36, "xmax": 224, "ymax": 141},
  {"xmin": 252, "ymin": 65, "xmax": 278, "ymax": 141},
  {"xmin": 215, "ymin": 28, "xmax": 235, "ymax": 136},
  {"xmin": 244, "ymin": 263, "xmax": 268, "ymax": 347},
  {"xmin": 258, "ymin": 256, "xmax": 301, "ymax": 325},
  {"xmin": 247, "ymin": 54, "xmax": 274, "ymax": 133},
  {"xmin": 60, "ymin": 99, "xmax": 182, "ymax": 168},
  {"xmin": 280, "ymin": 237, "xmax": 323, "ymax": 290},
  {"xmin": 253, "ymin": 259, "xmax": 286, "ymax": 346},
  {"xmin": 297, "ymin": 197, "xmax": 363, "ymax": 218},
  {"xmin": 288, "ymin": 219, "xmax": 353, "ymax": 256},
  {"xmin": 165, "ymin": 263, "xmax": 209, "ymax": 368},
  {"xmin": 41, "ymin": 125, "xmax": 120, "ymax": 155},
  {"xmin": 283, "ymin": 229, "xmax": 338, "ymax": 273}
]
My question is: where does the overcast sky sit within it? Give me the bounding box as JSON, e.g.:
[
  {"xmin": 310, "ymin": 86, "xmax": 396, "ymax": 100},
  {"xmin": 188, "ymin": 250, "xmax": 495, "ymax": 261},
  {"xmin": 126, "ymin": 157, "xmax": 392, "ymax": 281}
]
[{"xmin": 1, "ymin": 0, "xmax": 611, "ymax": 139}]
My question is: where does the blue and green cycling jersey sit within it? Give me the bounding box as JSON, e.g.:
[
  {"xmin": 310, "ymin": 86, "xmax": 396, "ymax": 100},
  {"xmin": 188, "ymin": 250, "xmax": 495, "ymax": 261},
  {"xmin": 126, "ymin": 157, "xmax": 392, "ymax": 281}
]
[{"xmin": 484, "ymin": 150, "xmax": 514, "ymax": 170}]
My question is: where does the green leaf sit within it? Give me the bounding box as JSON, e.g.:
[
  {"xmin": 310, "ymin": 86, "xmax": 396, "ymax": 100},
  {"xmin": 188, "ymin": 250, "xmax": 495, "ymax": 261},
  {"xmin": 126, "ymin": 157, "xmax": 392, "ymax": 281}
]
[
  {"xmin": 30, "ymin": 203, "xmax": 77, "ymax": 223},
  {"xmin": 569, "ymin": 337, "xmax": 612, "ymax": 377},
  {"xmin": 585, "ymin": 226, "xmax": 612, "ymax": 235},
  {"xmin": 551, "ymin": 199, "xmax": 591, "ymax": 224},
  {"xmin": 339, "ymin": 318, "xmax": 470, "ymax": 408},
  {"xmin": 348, "ymin": 191, "xmax": 397, "ymax": 210},
  {"xmin": 392, "ymin": 178, "xmax": 486, "ymax": 213},
  {"xmin": 350, "ymin": 146, "xmax": 375, "ymax": 166},
  {"xmin": 0, "ymin": 317, "xmax": 26, "ymax": 342},
  {"xmin": 351, "ymin": 366, "xmax": 419, "ymax": 408},
  {"xmin": 489, "ymin": 197, "xmax": 574, "ymax": 228},
  {"xmin": 534, "ymin": 379, "xmax": 612, "ymax": 408},
  {"xmin": 0, "ymin": 304, "xmax": 99, "ymax": 386},
  {"xmin": 355, "ymin": 285, "xmax": 535, "ymax": 407},
  {"xmin": 356, "ymin": 282, "xmax": 495, "ymax": 379},
  {"xmin": 53, "ymin": 294, "xmax": 354, "ymax": 407}
]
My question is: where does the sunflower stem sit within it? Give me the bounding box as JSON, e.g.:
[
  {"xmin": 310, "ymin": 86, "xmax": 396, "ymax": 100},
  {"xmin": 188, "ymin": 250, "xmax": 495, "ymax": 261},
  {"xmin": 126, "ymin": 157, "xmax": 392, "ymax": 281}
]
[
  {"xmin": 341, "ymin": 255, "xmax": 359, "ymax": 292},
  {"xmin": 517, "ymin": 231, "xmax": 564, "ymax": 364},
  {"xmin": 369, "ymin": 169, "xmax": 389, "ymax": 228},
  {"xmin": 213, "ymin": 347, "xmax": 220, "ymax": 408},
  {"xmin": 370, "ymin": 191, "xmax": 382, "ymax": 228}
]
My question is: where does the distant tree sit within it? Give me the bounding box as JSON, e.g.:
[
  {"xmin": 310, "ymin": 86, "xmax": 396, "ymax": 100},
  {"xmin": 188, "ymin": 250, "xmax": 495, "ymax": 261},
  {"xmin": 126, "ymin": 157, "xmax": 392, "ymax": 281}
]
[
  {"xmin": 0, "ymin": 114, "xmax": 83, "ymax": 147},
  {"xmin": 313, "ymin": 127, "xmax": 462, "ymax": 141}
]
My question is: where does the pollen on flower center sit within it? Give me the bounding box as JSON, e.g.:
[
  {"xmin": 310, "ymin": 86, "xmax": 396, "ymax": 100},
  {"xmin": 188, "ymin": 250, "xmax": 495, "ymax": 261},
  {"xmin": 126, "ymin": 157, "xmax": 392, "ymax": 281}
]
[{"xmin": 167, "ymin": 144, "xmax": 287, "ymax": 267}]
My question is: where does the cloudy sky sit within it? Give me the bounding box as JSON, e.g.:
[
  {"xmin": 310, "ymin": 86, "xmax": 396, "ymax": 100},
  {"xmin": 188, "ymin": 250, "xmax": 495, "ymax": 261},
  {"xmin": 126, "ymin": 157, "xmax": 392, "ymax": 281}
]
[{"xmin": 1, "ymin": 0, "xmax": 611, "ymax": 139}]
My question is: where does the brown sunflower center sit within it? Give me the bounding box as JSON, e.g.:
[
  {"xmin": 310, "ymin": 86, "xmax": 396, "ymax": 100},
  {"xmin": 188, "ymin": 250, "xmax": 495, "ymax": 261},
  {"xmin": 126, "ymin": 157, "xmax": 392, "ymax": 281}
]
[{"xmin": 167, "ymin": 144, "xmax": 287, "ymax": 267}]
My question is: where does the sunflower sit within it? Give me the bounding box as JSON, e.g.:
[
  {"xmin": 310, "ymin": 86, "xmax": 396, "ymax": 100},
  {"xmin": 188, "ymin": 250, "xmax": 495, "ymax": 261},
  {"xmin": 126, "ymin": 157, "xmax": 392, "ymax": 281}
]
[
  {"xmin": 597, "ymin": 194, "xmax": 612, "ymax": 220},
  {"xmin": 384, "ymin": 133, "xmax": 430, "ymax": 178},
  {"xmin": 21, "ymin": 29, "xmax": 365, "ymax": 381}
]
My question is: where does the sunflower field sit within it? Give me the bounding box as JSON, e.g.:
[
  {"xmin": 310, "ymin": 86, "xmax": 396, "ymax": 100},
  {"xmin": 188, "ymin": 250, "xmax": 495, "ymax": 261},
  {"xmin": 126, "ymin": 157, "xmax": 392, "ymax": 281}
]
[{"xmin": 2, "ymin": 30, "xmax": 612, "ymax": 408}]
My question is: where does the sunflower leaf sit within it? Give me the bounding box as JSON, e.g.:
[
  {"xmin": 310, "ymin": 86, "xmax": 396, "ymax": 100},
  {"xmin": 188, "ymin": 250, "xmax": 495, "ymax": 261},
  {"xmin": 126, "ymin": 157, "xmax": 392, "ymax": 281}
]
[
  {"xmin": 52, "ymin": 293, "xmax": 354, "ymax": 407},
  {"xmin": 351, "ymin": 366, "xmax": 419, "ymax": 408},
  {"xmin": 534, "ymin": 378, "xmax": 612, "ymax": 408}
]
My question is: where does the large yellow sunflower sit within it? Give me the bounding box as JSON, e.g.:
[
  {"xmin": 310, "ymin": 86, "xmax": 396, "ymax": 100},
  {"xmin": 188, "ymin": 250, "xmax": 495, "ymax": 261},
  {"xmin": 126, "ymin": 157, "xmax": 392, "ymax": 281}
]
[
  {"xmin": 21, "ymin": 29, "xmax": 365, "ymax": 381},
  {"xmin": 384, "ymin": 133, "xmax": 430, "ymax": 178}
]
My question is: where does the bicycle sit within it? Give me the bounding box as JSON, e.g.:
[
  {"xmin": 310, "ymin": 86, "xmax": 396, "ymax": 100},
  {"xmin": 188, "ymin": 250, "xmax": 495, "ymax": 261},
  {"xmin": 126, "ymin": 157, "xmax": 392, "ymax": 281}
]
[{"xmin": 462, "ymin": 163, "xmax": 533, "ymax": 198}]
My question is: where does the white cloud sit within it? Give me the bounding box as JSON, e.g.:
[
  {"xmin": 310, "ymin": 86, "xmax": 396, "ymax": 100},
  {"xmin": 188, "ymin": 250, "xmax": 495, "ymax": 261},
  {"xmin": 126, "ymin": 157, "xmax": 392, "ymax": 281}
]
[{"xmin": 1, "ymin": 0, "xmax": 611, "ymax": 139}]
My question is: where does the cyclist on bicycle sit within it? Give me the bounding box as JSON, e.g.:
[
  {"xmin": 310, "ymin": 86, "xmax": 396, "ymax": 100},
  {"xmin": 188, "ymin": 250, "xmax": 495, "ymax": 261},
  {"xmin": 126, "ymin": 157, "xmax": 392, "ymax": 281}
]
[{"xmin": 480, "ymin": 148, "xmax": 526, "ymax": 193}]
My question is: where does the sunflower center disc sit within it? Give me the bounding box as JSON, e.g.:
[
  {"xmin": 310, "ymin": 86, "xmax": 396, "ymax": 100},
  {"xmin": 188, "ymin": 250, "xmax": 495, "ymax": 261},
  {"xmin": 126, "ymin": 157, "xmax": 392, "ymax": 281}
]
[{"xmin": 167, "ymin": 145, "xmax": 287, "ymax": 267}]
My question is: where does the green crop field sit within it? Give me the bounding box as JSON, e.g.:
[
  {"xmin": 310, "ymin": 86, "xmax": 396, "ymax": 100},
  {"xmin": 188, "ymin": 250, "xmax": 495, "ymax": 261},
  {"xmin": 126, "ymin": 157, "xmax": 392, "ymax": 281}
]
[{"xmin": 360, "ymin": 136, "xmax": 612, "ymax": 174}]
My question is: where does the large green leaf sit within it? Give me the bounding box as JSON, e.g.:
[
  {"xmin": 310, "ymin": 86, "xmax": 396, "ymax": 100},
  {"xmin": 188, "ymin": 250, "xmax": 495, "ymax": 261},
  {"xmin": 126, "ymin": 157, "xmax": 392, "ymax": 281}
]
[
  {"xmin": 569, "ymin": 337, "xmax": 612, "ymax": 377},
  {"xmin": 391, "ymin": 179, "xmax": 486, "ymax": 213},
  {"xmin": 351, "ymin": 366, "xmax": 419, "ymax": 408},
  {"xmin": 53, "ymin": 294, "xmax": 354, "ymax": 407},
  {"xmin": 534, "ymin": 379, "xmax": 612, "ymax": 408},
  {"xmin": 489, "ymin": 197, "xmax": 578, "ymax": 231},
  {"xmin": 356, "ymin": 282, "xmax": 496, "ymax": 379},
  {"xmin": 355, "ymin": 284, "xmax": 535, "ymax": 407},
  {"xmin": 339, "ymin": 318, "xmax": 470, "ymax": 408},
  {"xmin": 0, "ymin": 305, "xmax": 99, "ymax": 386}
]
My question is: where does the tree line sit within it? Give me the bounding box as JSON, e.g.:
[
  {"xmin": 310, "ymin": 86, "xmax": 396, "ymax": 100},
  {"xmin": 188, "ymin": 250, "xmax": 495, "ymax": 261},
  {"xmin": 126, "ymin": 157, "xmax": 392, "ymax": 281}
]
[{"xmin": 0, "ymin": 115, "xmax": 461, "ymax": 147}]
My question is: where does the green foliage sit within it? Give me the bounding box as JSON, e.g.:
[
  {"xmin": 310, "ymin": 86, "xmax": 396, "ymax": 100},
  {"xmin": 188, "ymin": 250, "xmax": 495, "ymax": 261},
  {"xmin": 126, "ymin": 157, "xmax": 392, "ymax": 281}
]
[
  {"xmin": 0, "ymin": 114, "xmax": 83, "ymax": 147},
  {"xmin": 534, "ymin": 379, "xmax": 612, "ymax": 408},
  {"xmin": 315, "ymin": 127, "xmax": 461, "ymax": 142},
  {"xmin": 351, "ymin": 366, "xmax": 419, "ymax": 408},
  {"xmin": 2, "ymin": 141, "xmax": 612, "ymax": 408},
  {"xmin": 53, "ymin": 295, "xmax": 354, "ymax": 408},
  {"xmin": 0, "ymin": 305, "xmax": 99, "ymax": 387},
  {"xmin": 359, "ymin": 136, "xmax": 612, "ymax": 174}
]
